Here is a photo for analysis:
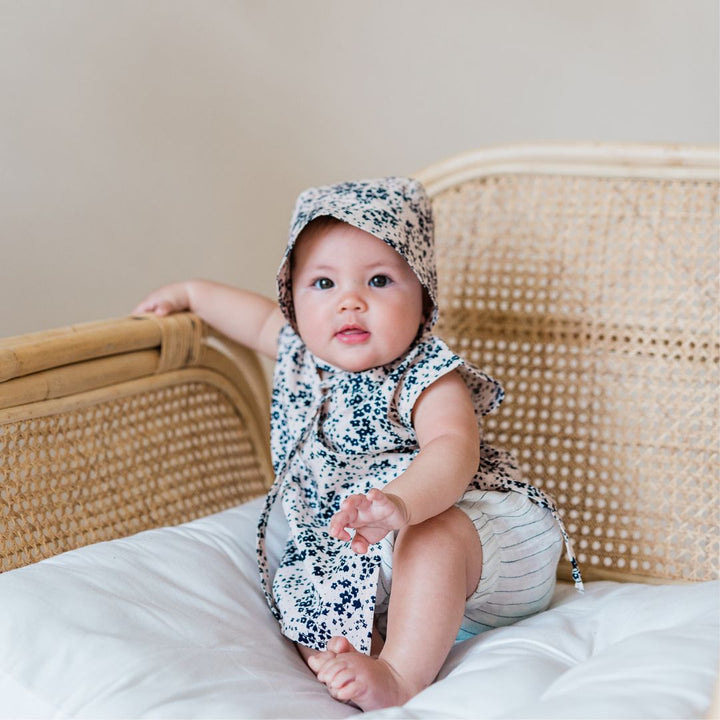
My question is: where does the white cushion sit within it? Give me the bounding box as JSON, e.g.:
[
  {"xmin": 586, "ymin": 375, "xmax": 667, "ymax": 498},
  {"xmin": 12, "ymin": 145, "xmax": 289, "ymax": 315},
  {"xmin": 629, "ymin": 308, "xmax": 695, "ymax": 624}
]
[{"xmin": 0, "ymin": 498, "xmax": 717, "ymax": 719}]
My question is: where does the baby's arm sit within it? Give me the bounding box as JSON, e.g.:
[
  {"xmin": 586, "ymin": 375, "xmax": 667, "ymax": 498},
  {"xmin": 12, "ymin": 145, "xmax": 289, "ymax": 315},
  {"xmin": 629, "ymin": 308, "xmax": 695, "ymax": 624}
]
[
  {"xmin": 330, "ymin": 370, "xmax": 480, "ymax": 552},
  {"xmin": 134, "ymin": 280, "xmax": 285, "ymax": 359}
]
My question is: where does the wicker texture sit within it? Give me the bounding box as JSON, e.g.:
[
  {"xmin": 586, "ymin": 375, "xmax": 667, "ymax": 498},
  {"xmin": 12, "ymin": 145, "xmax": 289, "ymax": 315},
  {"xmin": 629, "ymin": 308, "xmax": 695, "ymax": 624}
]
[
  {"xmin": 427, "ymin": 168, "xmax": 719, "ymax": 583},
  {"xmin": 0, "ymin": 315, "xmax": 271, "ymax": 572}
]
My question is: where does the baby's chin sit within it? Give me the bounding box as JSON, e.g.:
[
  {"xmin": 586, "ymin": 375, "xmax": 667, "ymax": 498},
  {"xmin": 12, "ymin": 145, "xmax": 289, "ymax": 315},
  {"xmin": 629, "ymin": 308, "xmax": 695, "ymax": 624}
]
[
  {"xmin": 317, "ymin": 355, "xmax": 394, "ymax": 374},
  {"xmin": 310, "ymin": 347, "xmax": 398, "ymax": 374}
]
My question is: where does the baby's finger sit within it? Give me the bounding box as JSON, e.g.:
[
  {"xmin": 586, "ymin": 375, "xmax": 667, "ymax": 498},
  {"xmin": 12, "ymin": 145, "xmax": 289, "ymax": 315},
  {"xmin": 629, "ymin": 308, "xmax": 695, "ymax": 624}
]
[
  {"xmin": 133, "ymin": 298, "xmax": 164, "ymax": 315},
  {"xmin": 333, "ymin": 496, "xmax": 365, "ymax": 525},
  {"xmin": 342, "ymin": 493, "xmax": 370, "ymax": 511},
  {"xmin": 329, "ymin": 506, "xmax": 357, "ymax": 535},
  {"xmin": 152, "ymin": 300, "xmax": 174, "ymax": 316},
  {"xmin": 350, "ymin": 532, "xmax": 370, "ymax": 555},
  {"xmin": 328, "ymin": 519, "xmax": 352, "ymax": 541},
  {"xmin": 132, "ymin": 300, "xmax": 153, "ymax": 315},
  {"xmin": 366, "ymin": 488, "xmax": 388, "ymax": 505}
]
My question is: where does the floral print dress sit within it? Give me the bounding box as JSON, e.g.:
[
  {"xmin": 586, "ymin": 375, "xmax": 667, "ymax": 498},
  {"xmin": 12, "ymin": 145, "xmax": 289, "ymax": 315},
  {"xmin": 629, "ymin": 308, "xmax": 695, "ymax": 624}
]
[{"xmin": 256, "ymin": 325, "xmax": 582, "ymax": 653}]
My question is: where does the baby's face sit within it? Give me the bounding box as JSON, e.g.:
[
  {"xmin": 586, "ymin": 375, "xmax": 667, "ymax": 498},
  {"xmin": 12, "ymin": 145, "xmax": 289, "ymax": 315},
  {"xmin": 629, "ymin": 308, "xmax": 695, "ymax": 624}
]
[{"xmin": 291, "ymin": 222, "xmax": 425, "ymax": 372}]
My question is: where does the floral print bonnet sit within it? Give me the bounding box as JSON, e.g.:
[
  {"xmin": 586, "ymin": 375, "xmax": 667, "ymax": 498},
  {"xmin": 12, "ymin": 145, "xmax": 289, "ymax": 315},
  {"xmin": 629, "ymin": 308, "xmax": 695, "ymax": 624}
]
[{"xmin": 276, "ymin": 177, "xmax": 437, "ymax": 331}]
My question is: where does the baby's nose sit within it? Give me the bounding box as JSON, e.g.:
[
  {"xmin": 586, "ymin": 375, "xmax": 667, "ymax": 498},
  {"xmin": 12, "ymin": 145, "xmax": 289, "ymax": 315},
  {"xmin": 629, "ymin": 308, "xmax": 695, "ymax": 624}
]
[{"xmin": 338, "ymin": 291, "xmax": 367, "ymax": 312}]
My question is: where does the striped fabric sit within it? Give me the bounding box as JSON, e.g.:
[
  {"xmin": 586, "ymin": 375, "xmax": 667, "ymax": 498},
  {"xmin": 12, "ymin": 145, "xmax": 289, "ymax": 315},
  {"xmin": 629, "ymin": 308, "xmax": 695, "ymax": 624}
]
[{"xmin": 375, "ymin": 490, "xmax": 563, "ymax": 641}]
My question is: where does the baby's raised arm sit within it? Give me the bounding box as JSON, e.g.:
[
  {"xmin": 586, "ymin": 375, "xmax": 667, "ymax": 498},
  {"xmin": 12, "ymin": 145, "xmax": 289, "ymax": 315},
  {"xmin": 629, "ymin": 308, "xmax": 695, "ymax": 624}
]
[{"xmin": 134, "ymin": 279, "xmax": 284, "ymax": 360}]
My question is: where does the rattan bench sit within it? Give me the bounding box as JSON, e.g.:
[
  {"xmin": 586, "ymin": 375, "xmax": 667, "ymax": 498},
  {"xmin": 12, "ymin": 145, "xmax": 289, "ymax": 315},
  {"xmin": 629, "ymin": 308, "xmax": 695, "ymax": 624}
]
[
  {"xmin": 0, "ymin": 313, "xmax": 272, "ymax": 572},
  {"xmin": 1, "ymin": 143, "xmax": 718, "ymax": 719}
]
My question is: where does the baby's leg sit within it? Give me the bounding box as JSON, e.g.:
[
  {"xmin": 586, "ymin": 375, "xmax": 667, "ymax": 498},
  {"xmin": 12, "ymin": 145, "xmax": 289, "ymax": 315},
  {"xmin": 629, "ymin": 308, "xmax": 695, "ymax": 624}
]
[{"xmin": 309, "ymin": 507, "xmax": 483, "ymax": 710}]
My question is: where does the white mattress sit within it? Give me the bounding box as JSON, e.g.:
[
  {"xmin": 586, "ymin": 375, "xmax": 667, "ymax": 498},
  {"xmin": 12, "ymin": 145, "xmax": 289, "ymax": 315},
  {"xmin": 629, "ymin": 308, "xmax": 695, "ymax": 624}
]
[{"xmin": 1, "ymin": 497, "xmax": 717, "ymax": 719}]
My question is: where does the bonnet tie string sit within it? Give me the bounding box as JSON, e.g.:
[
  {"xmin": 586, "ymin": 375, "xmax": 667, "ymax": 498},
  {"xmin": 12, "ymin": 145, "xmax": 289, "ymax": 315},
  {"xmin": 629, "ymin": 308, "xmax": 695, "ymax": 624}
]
[{"xmin": 473, "ymin": 471, "xmax": 584, "ymax": 592}]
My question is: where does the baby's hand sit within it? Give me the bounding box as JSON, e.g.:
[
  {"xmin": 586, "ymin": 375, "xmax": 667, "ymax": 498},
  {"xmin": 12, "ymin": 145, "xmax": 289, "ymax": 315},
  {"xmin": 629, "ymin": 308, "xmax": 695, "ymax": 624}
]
[
  {"xmin": 329, "ymin": 489, "xmax": 409, "ymax": 555},
  {"xmin": 133, "ymin": 283, "xmax": 191, "ymax": 317}
]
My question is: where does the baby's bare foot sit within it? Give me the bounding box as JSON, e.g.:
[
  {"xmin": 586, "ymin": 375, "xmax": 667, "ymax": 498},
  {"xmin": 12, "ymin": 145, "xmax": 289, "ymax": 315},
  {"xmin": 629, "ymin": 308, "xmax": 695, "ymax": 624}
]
[{"xmin": 309, "ymin": 636, "xmax": 419, "ymax": 711}]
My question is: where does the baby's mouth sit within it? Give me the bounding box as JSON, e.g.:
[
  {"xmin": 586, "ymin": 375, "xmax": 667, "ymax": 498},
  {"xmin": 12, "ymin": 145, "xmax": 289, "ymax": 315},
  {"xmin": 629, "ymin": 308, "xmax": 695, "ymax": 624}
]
[{"xmin": 335, "ymin": 325, "xmax": 370, "ymax": 344}]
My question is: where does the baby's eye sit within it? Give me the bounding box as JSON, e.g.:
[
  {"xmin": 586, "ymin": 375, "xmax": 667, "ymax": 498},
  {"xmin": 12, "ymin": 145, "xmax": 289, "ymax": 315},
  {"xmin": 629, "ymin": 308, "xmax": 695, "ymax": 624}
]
[
  {"xmin": 313, "ymin": 277, "xmax": 334, "ymax": 290},
  {"xmin": 369, "ymin": 275, "xmax": 391, "ymax": 288}
]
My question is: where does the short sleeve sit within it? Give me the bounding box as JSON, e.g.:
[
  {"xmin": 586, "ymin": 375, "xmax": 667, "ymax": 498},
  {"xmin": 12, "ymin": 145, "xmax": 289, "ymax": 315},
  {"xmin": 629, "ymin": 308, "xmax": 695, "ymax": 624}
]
[
  {"xmin": 394, "ymin": 336, "xmax": 504, "ymax": 429},
  {"xmin": 456, "ymin": 363, "xmax": 505, "ymax": 418}
]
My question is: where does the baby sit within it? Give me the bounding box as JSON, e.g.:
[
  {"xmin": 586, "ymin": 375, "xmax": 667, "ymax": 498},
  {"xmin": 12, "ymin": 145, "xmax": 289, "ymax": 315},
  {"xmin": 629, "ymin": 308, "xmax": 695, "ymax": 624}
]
[{"xmin": 135, "ymin": 177, "xmax": 581, "ymax": 711}]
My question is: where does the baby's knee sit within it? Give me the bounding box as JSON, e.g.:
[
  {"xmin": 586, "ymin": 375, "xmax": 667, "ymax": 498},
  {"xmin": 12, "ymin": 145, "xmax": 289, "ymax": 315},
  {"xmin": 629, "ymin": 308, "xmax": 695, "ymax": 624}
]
[
  {"xmin": 399, "ymin": 506, "xmax": 478, "ymax": 551},
  {"xmin": 396, "ymin": 507, "xmax": 483, "ymax": 596}
]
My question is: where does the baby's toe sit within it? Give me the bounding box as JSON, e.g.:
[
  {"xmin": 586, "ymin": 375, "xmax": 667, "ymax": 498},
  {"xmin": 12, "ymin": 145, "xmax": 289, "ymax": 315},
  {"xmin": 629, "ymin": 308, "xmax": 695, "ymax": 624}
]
[
  {"xmin": 307, "ymin": 650, "xmax": 336, "ymax": 674},
  {"xmin": 327, "ymin": 635, "xmax": 357, "ymax": 654}
]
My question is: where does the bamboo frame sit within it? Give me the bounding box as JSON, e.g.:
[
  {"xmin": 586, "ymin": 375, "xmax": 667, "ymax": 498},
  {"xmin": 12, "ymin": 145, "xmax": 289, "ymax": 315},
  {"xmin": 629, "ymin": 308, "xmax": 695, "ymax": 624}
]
[
  {"xmin": 415, "ymin": 142, "xmax": 719, "ymax": 193},
  {"xmin": 0, "ymin": 313, "xmax": 272, "ymax": 571}
]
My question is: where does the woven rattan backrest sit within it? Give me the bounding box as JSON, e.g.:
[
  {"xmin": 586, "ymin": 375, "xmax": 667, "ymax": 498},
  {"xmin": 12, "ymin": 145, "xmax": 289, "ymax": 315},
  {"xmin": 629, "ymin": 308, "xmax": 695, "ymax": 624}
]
[
  {"xmin": 417, "ymin": 144, "xmax": 719, "ymax": 584},
  {"xmin": 0, "ymin": 314, "xmax": 272, "ymax": 571}
]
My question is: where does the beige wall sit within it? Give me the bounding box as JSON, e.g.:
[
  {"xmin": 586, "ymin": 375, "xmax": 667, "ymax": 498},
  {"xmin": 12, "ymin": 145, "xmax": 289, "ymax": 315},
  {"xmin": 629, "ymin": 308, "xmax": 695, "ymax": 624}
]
[{"xmin": 1, "ymin": 0, "xmax": 718, "ymax": 337}]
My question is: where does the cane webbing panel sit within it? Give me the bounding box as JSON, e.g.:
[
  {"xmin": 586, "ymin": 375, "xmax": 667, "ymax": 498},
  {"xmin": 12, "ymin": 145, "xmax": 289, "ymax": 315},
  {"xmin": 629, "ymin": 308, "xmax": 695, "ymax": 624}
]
[
  {"xmin": 431, "ymin": 173, "xmax": 719, "ymax": 583},
  {"xmin": 0, "ymin": 375, "xmax": 269, "ymax": 571}
]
